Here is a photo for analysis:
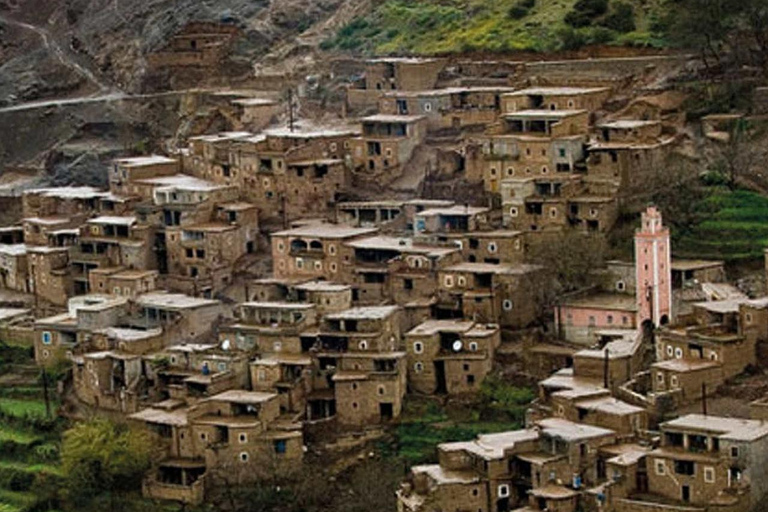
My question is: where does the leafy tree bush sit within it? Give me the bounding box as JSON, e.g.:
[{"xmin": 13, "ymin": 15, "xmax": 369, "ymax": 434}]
[
  {"xmin": 60, "ymin": 419, "xmax": 152, "ymax": 511},
  {"xmin": 565, "ymin": 0, "xmax": 609, "ymax": 27},
  {"xmin": 601, "ymin": 2, "xmax": 636, "ymax": 33}
]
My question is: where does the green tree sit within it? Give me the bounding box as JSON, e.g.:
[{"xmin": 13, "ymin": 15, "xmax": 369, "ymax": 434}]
[{"xmin": 60, "ymin": 418, "xmax": 152, "ymax": 511}]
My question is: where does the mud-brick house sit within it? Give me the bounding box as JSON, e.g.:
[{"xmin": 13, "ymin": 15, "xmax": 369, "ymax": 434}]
[
  {"xmin": 378, "ymin": 87, "xmax": 516, "ymax": 132},
  {"xmin": 650, "ymin": 298, "xmax": 767, "ymax": 405},
  {"xmin": 298, "ymin": 305, "xmax": 407, "ymax": 427},
  {"xmin": 270, "ymin": 223, "xmax": 378, "ymax": 281},
  {"xmin": 132, "ymin": 389, "xmax": 302, "ymax": 505},
  {"xmin": 346, "ymin": 58, "xmax": 444, "ymax": 111},
  {"xmin": 183, "ymin": 132, "xmax": 254, "ymax": 187},
  {"xmin": 147, "ymin": 22, "xmax": 241, "ymax": 70},
  {"xmin": 397, "ymin": 417, "xmax": 618, "ymax": 512},
  {"xmin": 22, "ymin": 217, "xmax": 83, "ymax": 246},
  {"xmin": 0, "ymin": 244, "xmax": 29, "ymax": 293},
  {"xmin": 149, "ymin": 343, "xmax": 249, "ymax": 406},
  {"xmin": 0, "ymin": 308, "xmax": 34, "ymax": 346},
  {"xmin": 23, "ymin": 186, "xmax": 135, "ymax": 219},
  {"xmin": 340, "ymin": 235, "xmax": 461, "ymax": 306},
  {"xmin": 110, "ymin": 156, "xmax": 179, "ymax": 196},
  {"xmin": 230, "ymin": 98, "xmax": 280, "ymax": 131},
  {"xmin": 436, "ymin": 262, "xmax": 543, "ymax": 330},
  {"xmin": 33, "ymin": 294, "xmax": 129, "ymax": 364},
  {"xmin": 640, "ymin": 415, "xmax": 768, "ymax": 512},
  {"xmin": 245, "ymin": 278, "xmax": 353, "ymax": 316},
  {"xmin": 465, "ymin": 132, "xmax": 588, "ymax": 193},
  {"xmin": 220, "ymin": 125, "xmax": 357, "ymax": 221},
  {"xmin": 586, "ymin": 123, "xmax": 675, "ymax": 198},
  {"xmin": 88, "ymin": 268, "xmax": 158, "ymax": 298},
  {"xmin": 500, "ymin": 87, "xmax": 611, "ymax": 115},
  {"xmin": 133, "ymin": 292, "xmax": 222, "ymax": 342},
  {"xmin": 26, "ymin": 246, "xmax": 72, "ymax": 307},
  {"xmin": 405, "ymin": 320, "xmax": 500, "ymax": 395},
  {"xmin": 350, "ymin": 115, "xmax": 427, "ymax": 186},
  {"xmin": 72, "ymin": 215, "xmax": 157, "ymax": 294}
]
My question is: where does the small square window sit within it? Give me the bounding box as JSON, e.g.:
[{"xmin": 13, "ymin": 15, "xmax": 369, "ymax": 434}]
[{"xmin": 731, "ymin": 446, "xmax": 740, "ymax": 458}]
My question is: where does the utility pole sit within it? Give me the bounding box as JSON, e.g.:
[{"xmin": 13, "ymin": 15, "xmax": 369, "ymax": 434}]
[
  {"xmin": 288, "ymin": 88, "xmax": 296, "ymax": 133},
  {"xmin": 41, "ymin": 366, "xmax": 51, "ymax": 418}
]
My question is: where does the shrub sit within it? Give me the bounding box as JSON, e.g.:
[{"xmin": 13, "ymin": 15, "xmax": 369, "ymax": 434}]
[
  {"xmin": 601, "ymin": 2, "xmax": 636, "ymax": 33},
  {"xmin": 508, "ymin": 5, "xmax": 529, "ymax": 19},
  {"xmin": 565, "ymin": 0, "xmax": 609, "ymax": 27}
]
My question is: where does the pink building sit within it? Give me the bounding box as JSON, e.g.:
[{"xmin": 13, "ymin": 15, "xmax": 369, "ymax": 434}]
[{"xmin": 556, "ymin": 206, "xmax": 672, "ymax": 345}]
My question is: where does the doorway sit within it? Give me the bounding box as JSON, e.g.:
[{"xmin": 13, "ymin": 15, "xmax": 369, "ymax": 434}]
[{"xmin": 434, "ymin": 361, "xmax": 447, "ymax": 394}]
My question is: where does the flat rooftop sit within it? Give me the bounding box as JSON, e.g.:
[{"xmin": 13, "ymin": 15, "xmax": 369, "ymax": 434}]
[
  {"xmin": 652, "ymin": 359, "xmax": 720, "ymax": 373},
  {"xmin": 361, "ymin": 114, "xmax": 426, "ymax": 124},
  {"xmin": 410, "ymin": 464, "xmax": 479, "ymax": 485},
  {"xmin": 445, "ymin": 262, "xmax": 541, "ymax": 275},
  {"xmin": 417, "ymin": 205, "xmax": 490, "ymax": 217},
  {"xmin": 130, "ymin": 407, "xmax": 188, "ymax": 426},
  {"xmin": 137, "ymin": 292, "xmax": 219, "ymax": 310},
  {"xmin": 241, "ymin": 301, "xmax": 315, "ymax": 310},
  {"xmin": 188, "ymin": 132, "xmax": 253, "ymax": 143},
  {"xmin": 294, "ymin": 281, "xmax": 351, "ymax": 293},
  {"xmin": 560, "ymin": 293, "xmax": 638, "ymax": 312},
  {"xmin": 325, "ymin": 306, "xmax": 399, "ymax": 320},
  {"xmin": 503, "ymin": 109, "xmax": 587, "ymax": 120},
  {"xmin": 208, "ymin": 390, "xmax": 277, "ymax": 404},
  {"xmin": 264, "ymin": 124, "xmax": 359, "ymax": 139},
  {"xmin": 407, "ymin": 319, "xmax": 476, "ymax": 336},
  {"xmin": 138, "ymin": 174, "xmax": 226, "ymax": 192},
  {"xmin": 539, "ymin": 417, "xmax": 615, "ymax": 442},
  {"xmin": 272, "ymin": 224, "xmax": 377, "ymax": 239},
  {"xmin": 441, "ymin": 429, "xmax": 539, "ymax": 460},
  {"xmin": 231, "ymin": 98, "xmax": 278, "ymax": 106},
  {"xmin": 25, "ymin": 186, "xmax": 122, "ymax": 200},
  {"xmin": 114, "ymin": 155, "xmax": 177, "ymax": 167},
  {"xmin": 347, "ymin": 236, "xmax": 458, "ymax": 257},
  {"xmin": 662, "ymin": 414, "xmax": 768, "ymax": 441},
  {"xmin": 504, "ymin": 86, "xmax": 610, "ymax": 97},
  {"xmin": 598, "ymin": 120, "xmax": 661, "ymax": 129},
  {"xmin": 0, "ymin": 244, "xmax": 27, "ymax": 256},
  {"xmin": 671, "ymin": 259, "xmax": 725, "ymax": 272},
  {"xmin": 575, "ymin": 397, "xmax": 644, "ymax": 416},
  {"xmin": 383, "ymin": 86, "xmax": 516, "ymax": 98},
  {"xmin": 86, "ymin": 216, "xmax": 137, "ymax": 226}
]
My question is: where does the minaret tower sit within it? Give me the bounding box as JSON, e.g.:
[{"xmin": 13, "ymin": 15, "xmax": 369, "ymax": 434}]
[{"xmin": 635, "ymin": 206, "xmax": 672, "ymax": 327}]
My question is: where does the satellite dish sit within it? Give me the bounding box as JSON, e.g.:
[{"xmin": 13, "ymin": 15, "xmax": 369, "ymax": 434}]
[
  {"xmin": 452, "ymin": 340, "xmax": 463, "ymax": 352},
  {"xmin": 221, "ymin": 339, "xmax": 231, "ymax": 351}
]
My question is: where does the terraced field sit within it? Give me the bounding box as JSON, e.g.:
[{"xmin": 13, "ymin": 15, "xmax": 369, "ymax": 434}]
[
  {"xmin": 676, "ymin": 189, "xmax": 768, "ymax": 262},
  {"xmin": 0, "ymin": 344, "xmax": 62, "ymax": 512}
]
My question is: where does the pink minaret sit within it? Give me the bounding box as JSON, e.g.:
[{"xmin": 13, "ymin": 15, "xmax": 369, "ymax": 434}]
[{"xmin": 635, "ymin": 206, "xmax": 672, "ymax": 327}]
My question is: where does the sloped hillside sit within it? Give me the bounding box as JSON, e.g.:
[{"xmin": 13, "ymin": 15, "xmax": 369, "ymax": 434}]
[
  {"xmin": 323, "ymin": 0, "xmax": 671, "ymax": 55},
  {"xmin": 0, "ymin": 0, "xmax": 352, "ymax": 103}
]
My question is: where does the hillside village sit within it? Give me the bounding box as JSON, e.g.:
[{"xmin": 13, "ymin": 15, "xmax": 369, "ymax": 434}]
[{"xmin": 4, "ymin": 13, "xmax": 768, "ymax": 512}]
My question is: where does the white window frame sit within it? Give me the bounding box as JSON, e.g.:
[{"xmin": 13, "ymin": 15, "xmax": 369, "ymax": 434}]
[{"xmin": 414, "ymin": 342, "xmax": 424, "ymax": 354}]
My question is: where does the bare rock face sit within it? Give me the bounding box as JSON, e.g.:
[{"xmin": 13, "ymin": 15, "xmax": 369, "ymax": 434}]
[{"xmin": 0, "ymin": 0, "xmax": 347, "ymax": 102}]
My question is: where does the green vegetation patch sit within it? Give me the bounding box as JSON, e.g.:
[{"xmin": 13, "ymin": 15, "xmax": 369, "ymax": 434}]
[
  {"xmin": 0, "ymin": 399, "xmax": 49, "ymax": 421},
  {"xmin": 393, "ymin": 377, "xmax": 535, "ymax": 464},
  {"xmin": 675, "ymin": 189, "xmax": 768, "ymax": 262},
  {"xmin": 323, "ymin": 0, "xmax": 670, "ymax": 55}
]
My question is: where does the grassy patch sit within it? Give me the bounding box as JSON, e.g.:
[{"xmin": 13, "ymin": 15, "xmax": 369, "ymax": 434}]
[
  {"xmin": 393, "ymin": 378, "xmax": 535, "ymax": 464},
  {"xmin": 675, "ymin": 189, "xmax": 768, "ymax": 262},
  {"xmin": 323, "ymin": 0, "xmax": 670, "ymax": 55},
  {"xmin": 0, "ymin": 399, "xmax": 49, "ymax": 420}
]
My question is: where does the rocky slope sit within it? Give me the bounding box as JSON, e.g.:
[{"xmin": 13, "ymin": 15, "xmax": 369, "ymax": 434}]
[{"xmin": 0, "ymin": 0, "xmax": 357, "ymax": 105}]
